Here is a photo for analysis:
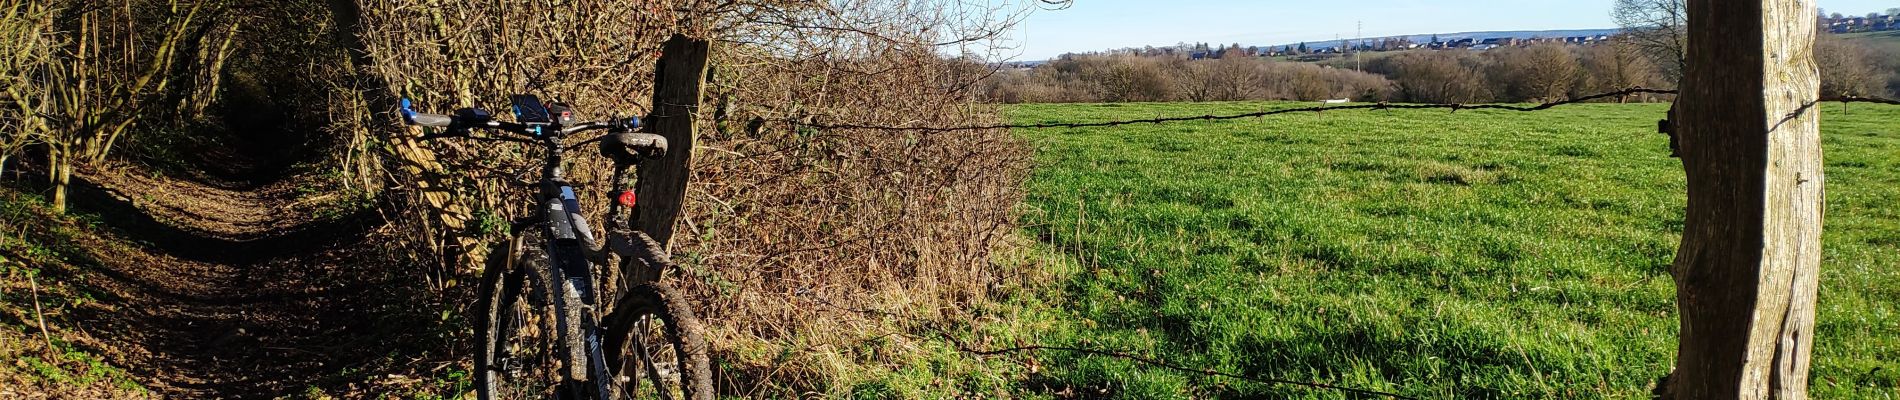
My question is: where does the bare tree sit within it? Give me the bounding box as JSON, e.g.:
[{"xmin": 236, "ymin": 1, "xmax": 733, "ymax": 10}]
[
  {"xmin": 2, "ymin": 0, "xmax": 237, "ymax": 212},
  {"xmin": 1578, "ymin": 36, "xmax": 1665, "ymax": 101},
  {"xmin": 1175, "ymin": 57, "xmax": 1259, "ymax": 102},
  {"xmin": 1175, "ymin": 59, "xmax": 1218, "ymax": 102},
  {"xmin": 1489, "ymin": 43, "xmax": 1583, "ymax": 102},
  {"xmin": 1613, "ymin": 0, "xmax": 1688, "ymax": 83},
  {"xmin": 982, "ymin": 55, "xmax": 1393, "ymax": 103},
  {"xmin": 1108, "ymin": 58, "xmax": 1179, "ymax": 102},
  {"xmin": 1814, "ymin": 33, "xmax": 1882, "ymax": 97},
  {"xmin": 1376, "ymin": 50, "xmax": 1491, "ymax": 103},
  {"xmin": 0, "ymin": 1, "xmax": 55, "ymax": 177}
]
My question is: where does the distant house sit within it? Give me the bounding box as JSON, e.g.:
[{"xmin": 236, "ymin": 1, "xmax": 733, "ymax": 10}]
[
  {"xmin": 1478, "ymin": 38, "xmax": 1516, "ymax": 47},
  {"xmin": 1822, "ymin": 13, "xmax": 1898, "ymax": 33}
]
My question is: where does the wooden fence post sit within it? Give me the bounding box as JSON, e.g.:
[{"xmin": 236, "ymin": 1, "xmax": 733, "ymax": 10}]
[
  {"xmin": 1666, "ymin": 0, "xmax": 1821, "ymax": 398},
  {"xmin": 638, "ymin": 34, "xmax": 712, "ymax": 246}
]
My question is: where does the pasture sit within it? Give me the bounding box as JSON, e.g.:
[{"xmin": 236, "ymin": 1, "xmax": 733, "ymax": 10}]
[{"xmin": 999, "ymin": 102, "xmax": 1900, "ymax": 398}]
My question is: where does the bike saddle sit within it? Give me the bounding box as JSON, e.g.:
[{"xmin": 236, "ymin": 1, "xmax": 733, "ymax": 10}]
[{"xmin": 601, "ymin": 132, "xmax": 669, "ymax": 164}]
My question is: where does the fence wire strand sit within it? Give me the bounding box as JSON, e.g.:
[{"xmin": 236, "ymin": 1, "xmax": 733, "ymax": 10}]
[{"xmin": 767, "ymin": 88, "xmax": 1899, "ymax": 133}]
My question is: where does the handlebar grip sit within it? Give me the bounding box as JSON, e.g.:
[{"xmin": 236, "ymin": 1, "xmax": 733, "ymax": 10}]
[
  {"xmin": 410, "ymin": 112, "xmax": 454, "ymax": 127},
  {"xmin": 400, "ymin": 98, "xmax": 454, "ymax": 127}
]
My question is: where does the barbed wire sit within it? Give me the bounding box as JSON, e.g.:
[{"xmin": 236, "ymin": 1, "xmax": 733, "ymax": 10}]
[
  {"xmin": 1831, "ymin": 95, "xmax": 1900, "ymax": 105},
  {"xmin": 766, "ymin": 88, "xmax": 1900, "ymax": 133},
  {"xmin": 793, "ymin": 290, "xmax": 1418, "ymax": 400}
]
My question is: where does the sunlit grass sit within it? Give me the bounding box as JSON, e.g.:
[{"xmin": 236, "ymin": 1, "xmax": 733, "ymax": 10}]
[{"xmin": 1002, "ymin": 101, "xmax": 1900, "ymax": 399}]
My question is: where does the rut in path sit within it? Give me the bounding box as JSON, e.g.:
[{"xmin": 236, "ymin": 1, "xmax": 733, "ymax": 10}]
[{"xmin": 37, "ymin": 125, "xmax": 458, "ymax": 398}]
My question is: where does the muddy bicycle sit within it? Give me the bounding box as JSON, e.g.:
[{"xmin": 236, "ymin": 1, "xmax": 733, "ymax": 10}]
[{"xmin": 402, "ymin": 95, "xmax": 713, "ymax": 400}]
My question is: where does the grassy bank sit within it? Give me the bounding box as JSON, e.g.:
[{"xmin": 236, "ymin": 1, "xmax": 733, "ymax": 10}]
[{"xmin": 1002, "ymin": 101, "xmax": 1899, "ymax": 398}]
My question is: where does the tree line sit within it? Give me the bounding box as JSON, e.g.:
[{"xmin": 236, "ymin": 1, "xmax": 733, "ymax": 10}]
[
  {"xmin": 982, "ymin": 35, "xmax": 1898, "ymax": 104},
  {"xmin": 981, "ymin": 54, "xmax": 1392, "ymax": 103}
]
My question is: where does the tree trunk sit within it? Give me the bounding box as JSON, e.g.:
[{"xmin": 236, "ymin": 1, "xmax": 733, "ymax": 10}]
[
  {"xmin": 51, "ymin": 145, "xmax": 72, "ymax": 214},
  {"xmin": 1665, "ymin": 0, "xmax": 1822, "ymax": 398},
  {"xmin": 636, "ymin": 34, "xmax": 711, "ymax": 246}
]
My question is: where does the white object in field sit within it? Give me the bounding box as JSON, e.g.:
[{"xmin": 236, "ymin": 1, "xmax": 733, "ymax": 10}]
[{"xmin": 1322, "ymin": 99, "xmax": 1351, "ymax": 104}]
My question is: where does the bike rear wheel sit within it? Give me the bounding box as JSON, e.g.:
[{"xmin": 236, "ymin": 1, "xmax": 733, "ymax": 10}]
[
  {"xmin": 602, "ymin": 283, "xmax": 712, "ymax": 400},
  {"xmin": 476, "ymin": 235, "xmax": 571, "ymax": 399}
]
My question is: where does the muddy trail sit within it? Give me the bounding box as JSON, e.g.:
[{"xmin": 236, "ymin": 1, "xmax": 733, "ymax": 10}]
[{"xmin": 7, "ymin": 114, "xmax": 462, "ymax": 398}]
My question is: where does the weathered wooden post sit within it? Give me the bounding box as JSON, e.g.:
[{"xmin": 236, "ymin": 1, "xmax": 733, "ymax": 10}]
[
  {"xmin": 638, "ymin": 34, "xmax": 712, "ymax": 246},
  {"xmin": 1664, "ymin": 0, "xmax": 1822, "ymax": 398}
]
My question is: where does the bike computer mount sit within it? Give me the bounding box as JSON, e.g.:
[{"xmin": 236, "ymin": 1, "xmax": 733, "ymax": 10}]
[{"xmin": 511, "ymin": 94, "xmax": 553, "ymax": 125}]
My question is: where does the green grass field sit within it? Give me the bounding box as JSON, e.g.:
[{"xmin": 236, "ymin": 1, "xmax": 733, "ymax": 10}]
[{"xmin": 1001, "ymin": 102, "xmax": 1900, "ymax": 398}]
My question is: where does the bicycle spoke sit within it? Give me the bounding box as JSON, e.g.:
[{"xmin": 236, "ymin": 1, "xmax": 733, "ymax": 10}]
[
  {"xmin": 641, "ymin": 319, "xmax": 681, "ymax": 400},
  {"xmin": 484, "ymin": 263, "xmax": 566, "ymax": 400}
]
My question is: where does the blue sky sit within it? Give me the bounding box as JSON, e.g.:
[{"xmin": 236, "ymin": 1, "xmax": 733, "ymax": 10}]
[{"xmin": 1002, "ymin": 0, "xmax": 1899, "ymax": 59}]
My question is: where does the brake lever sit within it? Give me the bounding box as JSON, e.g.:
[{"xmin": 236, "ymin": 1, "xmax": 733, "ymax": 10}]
[{"xmin": 400, "ymin": 98, "xmax": 419, "ymax": 124}]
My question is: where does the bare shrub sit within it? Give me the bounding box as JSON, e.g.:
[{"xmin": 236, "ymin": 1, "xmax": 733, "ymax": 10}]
[
  {"xmin": 347, "ymin": 0, "xmax": 678, "ymax": 287},
  {"xmin": 1370, "ymin": 50, "xmax": 1493, "ymax": 103},
  {"xmin": 991, "ymin": 40, "xmax": 1692, "ymax": 105},
  {"xmin": 988, "ymin": 54, "xmax": 1394, "ymax": 103},
  {"xmin": 1078, "ymin": 55, "xmax": 1180, "ymax": 102},
  {"xmin": 0, "ymin": 1, "xmax": 56, "ymax": 177},
  {"xmin": 1486, "ymin": 43, "xmax": 1583, "ymax": 102},
  {"xmin": 342, "ymin": 0, "xmax": 1035, "ymax": 395},
  {"xmin": 1255, "ymin": 61, "xmax": 1395, "ymax": 101},
  {"xmin": 690, "ymin": 46, "xmax": 1031, "ymax": 393},
  {"xmin": 1873, "ymin": 45, "xmax": 1900, "ymax": 98},
  {"xmin": 1179, "ymin": 57, "xmax": 1260, "ymax": 101},
  {"xmin": 1, "ymin": 0, "xmax": 237, "ymax": 212},
  {"xmin": 1815, "ymin": 33, "xmax": 1885, "ymax": 98},
  {"xmin": 1576, "ymin": 37, "xmax": 1668, "ymax": 102}
]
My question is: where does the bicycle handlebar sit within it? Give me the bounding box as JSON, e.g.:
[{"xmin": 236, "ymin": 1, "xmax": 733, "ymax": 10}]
[{"xmin": 400, "ymin": 98, "xmax": 642, "ymax": 140}]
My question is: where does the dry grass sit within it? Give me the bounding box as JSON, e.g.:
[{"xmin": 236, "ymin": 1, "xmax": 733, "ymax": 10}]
[{"xmin": 678, "ymin": 49, "xmax": 1032, "ymax": 395}]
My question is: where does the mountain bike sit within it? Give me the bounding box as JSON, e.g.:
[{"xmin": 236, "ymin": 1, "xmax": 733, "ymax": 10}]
[{"xmin": 401, "ymin": 95, "xmax": 714, "ymax": 400}]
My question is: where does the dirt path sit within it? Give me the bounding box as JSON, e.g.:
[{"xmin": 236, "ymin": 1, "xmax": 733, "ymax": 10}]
[{"xmin": 36, "ymin": 164, "xmax": 451, "ymax": 398}]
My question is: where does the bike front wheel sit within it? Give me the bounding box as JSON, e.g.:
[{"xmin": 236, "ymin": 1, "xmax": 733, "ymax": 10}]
[
  {"xmin": 602, "ymin": 283, "xmax": 713, "ymax": 400},
  {"xmin": 476, "ymin": 235, "xmax": 568, "ymax": 399}
]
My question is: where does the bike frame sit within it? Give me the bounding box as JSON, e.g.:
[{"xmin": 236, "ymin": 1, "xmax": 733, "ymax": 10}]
[
  {"xmin": 509, "ymin": 112, "xmax": 650, "ymax": 398},
  {"xmin": 403, "ymin": 96, "xmax": 655, "ymax": 397}
]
